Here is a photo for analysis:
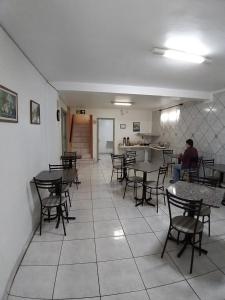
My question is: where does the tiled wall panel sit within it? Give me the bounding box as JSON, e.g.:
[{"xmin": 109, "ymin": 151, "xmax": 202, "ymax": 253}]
[{"xmin": 153, "ymin": 91, "xmax": 225, "ymax": 163}]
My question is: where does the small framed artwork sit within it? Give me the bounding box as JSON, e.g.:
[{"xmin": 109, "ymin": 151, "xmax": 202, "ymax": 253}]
[
  {"xmin": 0, "ymin": 85, "xmax": 18, "ymax": 123},
  {"xmin": 133, "ymin": 122, "xmax": 140, "ymax": 132},
  {"xmin": 30, "ymin": 100, "xmax": 40, "ymax": 124},
  {"xmin": 120, "ymin": 124, "xmax": 126, "ymax": 129}
]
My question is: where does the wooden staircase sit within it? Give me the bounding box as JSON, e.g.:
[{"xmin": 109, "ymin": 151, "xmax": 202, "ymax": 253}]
[{"xmin": 70, "ymin": 115, "xmax": 92, "ymax": 159}]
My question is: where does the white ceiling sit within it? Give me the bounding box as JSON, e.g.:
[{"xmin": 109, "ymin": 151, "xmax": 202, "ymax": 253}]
[
  {"xmin": 61, "ymin": 91, "xmax": 202, "ymax": 110},
  {"xmin": 0, "ymin": 0, "xmax": 225, "ymax": 99}
]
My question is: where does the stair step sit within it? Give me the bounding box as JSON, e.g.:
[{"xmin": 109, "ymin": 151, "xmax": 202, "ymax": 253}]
[{"xmin": 72, "ymin": 137, "xmax": 89, "ymax": 142}]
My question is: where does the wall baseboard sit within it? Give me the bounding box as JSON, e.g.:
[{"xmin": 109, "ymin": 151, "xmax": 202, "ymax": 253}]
[{"xmin": 3, "ymin": 224, "xmax": 38, "ymax": 300}]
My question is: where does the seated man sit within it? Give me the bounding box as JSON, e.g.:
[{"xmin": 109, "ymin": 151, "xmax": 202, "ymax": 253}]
[{"xmin": 171, "ymin": 139, "xmax": 198, "ymax": 183}]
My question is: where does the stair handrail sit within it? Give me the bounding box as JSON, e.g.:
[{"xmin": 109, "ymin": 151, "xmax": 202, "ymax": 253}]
[{"xmin": 69, "ymin": 114, "xmax": 74, "ymax": 143}]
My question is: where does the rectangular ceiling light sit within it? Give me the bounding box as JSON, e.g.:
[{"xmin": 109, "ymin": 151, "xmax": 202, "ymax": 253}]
[
  {"xmin": 113, "ymin": 102, "xmax": 132, "ymax": 106},
  {"xmin": 153, "ymin": 48, "xmax": 208, "ymax": 64}
]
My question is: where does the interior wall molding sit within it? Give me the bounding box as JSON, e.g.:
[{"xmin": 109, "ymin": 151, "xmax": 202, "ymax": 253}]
[
  {"xmin": 52, "ymin": 81, "xmax": 210, "ymax": 100},
  {"xmin": 0, "ymin": 23, "xmax": 58, "ymax": 93}
]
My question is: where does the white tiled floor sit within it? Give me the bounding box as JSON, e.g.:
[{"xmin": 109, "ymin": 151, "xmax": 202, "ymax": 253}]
[{"xmin": 8, "ymin": 156, "xmax": 225, "ymax": 300}]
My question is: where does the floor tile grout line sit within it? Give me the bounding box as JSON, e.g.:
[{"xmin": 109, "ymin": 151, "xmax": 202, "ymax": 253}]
[
  {"xmin": 166, "ymin": 248, "xmax": 219, "ymax": 299},
  {"xmin": 7, "ymin": 223, "xmax": 40, "ymax": 297},
  {"xmin": 91, "ymin": 180, "xmax": 101, "ymax": 299},
  {"xmin": 51, "ymin": 236, "xmax": 64, "ymax": 300},
  {"xmin": 136, "ymin": 201, "xmax": 191, "ymax": 291},
  {"xmin": 138, "ymin": 204, "xmax": 204, "ymax": 299},
  {"xmin": 10, "ymin": 160, "xmax": 225, "ymax": 300},
  {"xmin": 113, "ymin": 201, "xmax": 151, "ymax": 300}
]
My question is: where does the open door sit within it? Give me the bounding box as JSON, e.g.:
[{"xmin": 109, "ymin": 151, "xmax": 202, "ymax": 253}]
[{"xmin": 97, "ymin": 118, "xmax": 115, "ymax": 160}]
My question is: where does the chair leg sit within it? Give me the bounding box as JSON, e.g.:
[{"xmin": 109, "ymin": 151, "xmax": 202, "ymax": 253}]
[
  {"xmin": 161, "ymin": 228, "xmax": 171, "ymax": 258},
  {"xmin": 56, "ymin": 207, "xmax": 60, "ymax": 228},
  {"xmin": 110, "ymin": 169, "xmax": 114, "ymax": 182},
  {"xmin": 163, "ymin": 188, "xmax": 166, "ymax": 205},
  {"xmin": 75, "ymin": 176, "xmax": 79, "ymax": 190},
  {"xmin": 190, "ymin": 235, "xmax": 195, "ymax": 274},
  {"xmin": 47, "ymin": 209, "xmax": 50, "ymax": 222},
  {"xmin": 64, "ymin": 202, "xmax": 69, "ymax": 223},
  {"xmin": 199, "ymin": 232, "xmax": 202, "ymax": 256},
  {"xmin": 66, "ymin": 190, "xmax": 71, "ymax": 207},
  {"xmin": 40, "ymin": 209, "xmax": 42, "ymax": 235},
  {"xmin": 123, "ymin": 180, "xmax": 128, "ymax": 198},
  {"xmin": 133, "ymin": 182, "xmax": 137, "ymax": 198},
  {"xmin": 208, "ymin": 215, "xmax": 211, "ymax": 237},
  {"xmin": 156, "ymin": 188, "xmax": 159, "ymax": 213},
  {"xmin": 177, "ymin": 232, "xmax": 180, "ymax": 245},
  {"xmin": 60, "ymin": 207, "xmax": 66, "ymax": 236}
]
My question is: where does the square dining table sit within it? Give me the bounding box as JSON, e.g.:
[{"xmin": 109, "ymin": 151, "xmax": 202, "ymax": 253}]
[{"xmin": 127, "ymin": 162, "xmax": 159, "ymax": 206}]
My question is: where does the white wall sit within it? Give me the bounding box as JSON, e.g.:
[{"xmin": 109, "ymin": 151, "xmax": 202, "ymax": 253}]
[
  {"xmin": 0, "ymin": 28, "xmax": 61, "ymax": 299},
  {"xmin": 71, "ymin": 108, "xmax": 152, "ymax": 160}
]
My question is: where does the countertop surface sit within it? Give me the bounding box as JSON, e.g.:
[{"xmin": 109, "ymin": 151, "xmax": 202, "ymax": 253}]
[{"xmin": 119, "ymin": 144, "xmax": 168, "ymax": 151}]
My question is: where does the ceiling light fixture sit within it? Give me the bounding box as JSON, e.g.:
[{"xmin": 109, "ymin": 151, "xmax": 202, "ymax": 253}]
[
  {"xmin": 112, "ymin": 101, "xmax": 133, "ymax": 106},
  {"xmin": 152, "ymin": 47, "xmax": 210, "ymax": 64}
]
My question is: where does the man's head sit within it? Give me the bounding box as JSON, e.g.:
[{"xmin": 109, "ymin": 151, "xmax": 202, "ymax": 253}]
[{"xmin": 186, "ymin": 139, "xmax": 193, "ymax": 148}]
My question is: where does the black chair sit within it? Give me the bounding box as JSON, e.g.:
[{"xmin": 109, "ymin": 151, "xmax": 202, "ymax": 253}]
[
  {"xmin": 33, "ymin": 177, "xmax": 68, "ymax": 236},
  {"xmin": 110, "ymin": 154, "xmax": 124, "ymax": 182},
  {"xmin": 163, "ymin": 149, "xmax": 175, "ymax": 174},
  {"xmin": 145, "ymin": 166, "xmax": 167, "ymax": 213},
  {"xmin": 64, "ymin": 151, "xmax": 77, "ymax": 168},
  {"xmin": 49, "ymin": 164, "xmax": 72, "ymax": 206},
  {"xmin": 126, "ymin": 150, "xmax": 136, "ymax": 158},
  {"xmin": 161, "ymin": 190, "xmax": 203, "ymax": 274},
  {"xmin": 181, "ymin": 157, "xmax": 202, "ymax": 182},
  {"xmin": 61, "ymin": 155, "xmax": 80, "ymax": 189},
  {"xmin": 188, "ymin": 174, "xmax": 218, "ymax": 237},
  {"xmin": 123, "ymin": 157, "xmax": 143, "ymax": 198},
  {"xmin": 202, "ymin": 159, "xmax": 219, "ymax": 185}
]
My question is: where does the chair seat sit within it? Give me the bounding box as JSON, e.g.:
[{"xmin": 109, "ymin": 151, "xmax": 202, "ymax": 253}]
[
  {"xmin": 113, "ymin": 165, "xmax": 122, "ymax": 169},
  {"xmin": 145, "ymin": 180, "xmax": 156, "ymax": 187},
  {"xmin": 172, "ymin": 216, "xmax": 203, "ymax": 234},
  {"xmin": 49, "ymin": 184, "xmax": 69, "ymax": 194},
  {"xmin": 127, "ymin": 176, "xmax": 143, "ymax": 183},
  {"xmin": 42, "ymin": 195, "xmax": 66, "ymax": 207},
  {"xmin": 199, "ymin": 205, "xmax": 211, "ymax": 216},
  {"xmin": 62, "ymin": 184, "xmax": 70, "ymax": 192},
  {"xmin": 145, "ymin": 181, "xmax": 163, "ymax": 189}
]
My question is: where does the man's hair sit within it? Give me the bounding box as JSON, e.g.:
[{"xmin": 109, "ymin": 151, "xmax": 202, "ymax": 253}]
[{"xmin": 186, "ymin": 139, "xmax": 193, "ymax": 147}]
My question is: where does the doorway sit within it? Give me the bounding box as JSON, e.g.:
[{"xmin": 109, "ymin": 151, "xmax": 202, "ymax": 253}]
[
  {"xmin": 97, "ymin": 118, "xmax": 115, "ymax": 161},
  {"xmin": 61, "ymin": 109, "xmax": 67, "ymax": 155}
]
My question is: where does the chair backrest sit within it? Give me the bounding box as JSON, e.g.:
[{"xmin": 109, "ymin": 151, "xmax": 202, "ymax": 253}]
[
  {"xmin": 124, "ymin": 156, "xmax": 136, "ymax": 166},
  {"xmin": 202, "ymin": 159, "xmax": 214, "ymax": 177},
  {"xmin": 156, "ymin": 166, "xmax": 168, "ymax": 186},
  {"xmin": 188, "ymin": 168, "xmax": 199, "ymax": 181},
  {"xmin": 64, "ymin": 151, "xmax": 76, "ymax": 156},
  {"xmin": 126, "ymin": 150, "xmax": 136, "ymax": 158},
  {"xmin": 166, "ymin": 189, "xmax": 203, "ymax": 232},
  {"xmin": 49, "ymin": 164, "xmax": 70, "ymax": 170},
  {"xmin": 189, "ymin": 174, "xmax": 218, "ymax": 187},
  {"xmin": 61, "ymin": 155, "xmax": 77, "ymax": 168},
  {"xmin": 163, "ymin": 149, "xmax": 173, "ymax": 164},
  {"xmin": 33, "ymin": 177, "xmax": 62, "ymax": 204},
  {"xmin": 111, "ymin": 153, "xmax": 124, "ymax": 168}
]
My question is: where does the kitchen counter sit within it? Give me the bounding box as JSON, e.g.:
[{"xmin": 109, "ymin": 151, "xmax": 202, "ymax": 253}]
[{"xmin": 119, "ymin": 144, "xmax": 168, "ymax": 162}]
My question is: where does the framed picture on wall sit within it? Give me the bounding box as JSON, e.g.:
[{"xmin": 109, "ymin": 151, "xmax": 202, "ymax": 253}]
[
  {"xmin": 30, "ymin": 100, "xmax": 40, "ymax": 124},
  {"xmin": 0, "ymin": 85, "xmax": 18, "ymax": 123},
  {"xmin": 120, "ymin": 124, "xmax": 126, "ymax": 129},
  {"xmin": 133, "ymin": 122, "xmax": 140, "ymax": 132}
]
